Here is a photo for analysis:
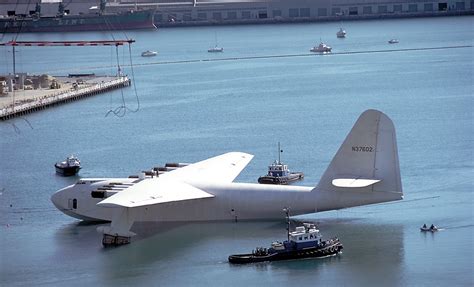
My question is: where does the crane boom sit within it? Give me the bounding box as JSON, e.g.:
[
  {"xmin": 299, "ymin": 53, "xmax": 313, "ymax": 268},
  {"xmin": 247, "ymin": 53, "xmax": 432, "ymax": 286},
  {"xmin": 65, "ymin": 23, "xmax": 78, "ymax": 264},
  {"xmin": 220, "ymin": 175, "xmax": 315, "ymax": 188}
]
[{"xmin": 0, "ymin": 40, "xmax": 135, "ymax": 46}]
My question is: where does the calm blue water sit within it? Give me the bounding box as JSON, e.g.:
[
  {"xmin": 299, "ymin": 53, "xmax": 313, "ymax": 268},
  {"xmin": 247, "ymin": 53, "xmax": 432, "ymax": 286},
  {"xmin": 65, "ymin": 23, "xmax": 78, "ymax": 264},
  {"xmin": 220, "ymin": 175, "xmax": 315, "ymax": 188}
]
[{"xmin": 1, "ymin": 16, "xmax": 473, "ymax": 286}]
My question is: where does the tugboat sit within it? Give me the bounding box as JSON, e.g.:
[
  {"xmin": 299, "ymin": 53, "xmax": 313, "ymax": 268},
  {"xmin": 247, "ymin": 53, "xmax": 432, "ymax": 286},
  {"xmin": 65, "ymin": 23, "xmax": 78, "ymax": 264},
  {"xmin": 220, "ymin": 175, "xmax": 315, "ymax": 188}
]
[
  {"xmin": 258, "ymin": 143, "xmax": 304, "ymax": 185},
  {"xmin": 55, "ymin": 155, "xmax": 81, "ymax": 176},
  {"xmin": 228, "ymin": 209, "xmax": 343, "ymax": 264}
]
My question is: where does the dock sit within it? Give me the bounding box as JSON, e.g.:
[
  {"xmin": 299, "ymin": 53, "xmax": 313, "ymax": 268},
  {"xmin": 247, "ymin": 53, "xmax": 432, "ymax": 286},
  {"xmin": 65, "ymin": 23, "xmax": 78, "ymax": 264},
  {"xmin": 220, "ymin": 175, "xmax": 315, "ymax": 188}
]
[{"xmin": 0, "ymin": 76, "xmax": 131, "ymax": 121}]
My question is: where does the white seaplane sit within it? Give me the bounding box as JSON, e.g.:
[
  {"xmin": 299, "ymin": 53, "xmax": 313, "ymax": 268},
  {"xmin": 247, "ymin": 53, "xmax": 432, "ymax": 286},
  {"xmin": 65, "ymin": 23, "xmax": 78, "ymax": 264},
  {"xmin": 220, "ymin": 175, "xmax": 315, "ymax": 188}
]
[{"xmin": 51, "ymin": 109, "xmax": 403, "ymax": 246}]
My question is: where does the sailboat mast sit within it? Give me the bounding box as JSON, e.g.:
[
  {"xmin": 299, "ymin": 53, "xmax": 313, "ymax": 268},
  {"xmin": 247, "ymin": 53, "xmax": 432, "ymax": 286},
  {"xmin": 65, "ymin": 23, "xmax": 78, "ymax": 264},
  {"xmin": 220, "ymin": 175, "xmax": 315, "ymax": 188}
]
[{"xmin": 12, "ymin": 45, "xmax": 16, "ymax": 76}]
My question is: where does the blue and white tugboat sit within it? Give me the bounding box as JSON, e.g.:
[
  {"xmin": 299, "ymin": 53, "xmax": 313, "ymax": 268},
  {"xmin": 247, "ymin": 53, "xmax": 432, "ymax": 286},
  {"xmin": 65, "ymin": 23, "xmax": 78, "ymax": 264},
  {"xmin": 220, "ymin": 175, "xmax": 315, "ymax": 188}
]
[
  {"xmin": 258, "ymin": 143, "xmax": 304, "ymax": 185},
  {"xmin": 54, "ymin": 155, "xmax": 81, "ymax": 176},
  {"xmin": 228, "ymin": 209, "xmax": 343, "ymax": 264}
]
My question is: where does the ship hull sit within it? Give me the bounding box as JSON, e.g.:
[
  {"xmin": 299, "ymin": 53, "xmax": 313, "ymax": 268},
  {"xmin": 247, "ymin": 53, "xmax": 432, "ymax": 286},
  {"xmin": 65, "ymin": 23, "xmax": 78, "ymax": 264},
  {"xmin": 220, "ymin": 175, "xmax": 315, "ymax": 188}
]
[
  {"xmin": 229, "ymin": 241, "xmax": 343, "ymax": 264},
  {"xmin": 55, "ymin": 164, "xmax": 81, "ymax": 176},
  {"xmin": 258, "ymin": 172, "xmax": 304, "ymax": 185},
  {"xmin": 0, "ymin": 10, "xmax": 155, "ymax": 33}
]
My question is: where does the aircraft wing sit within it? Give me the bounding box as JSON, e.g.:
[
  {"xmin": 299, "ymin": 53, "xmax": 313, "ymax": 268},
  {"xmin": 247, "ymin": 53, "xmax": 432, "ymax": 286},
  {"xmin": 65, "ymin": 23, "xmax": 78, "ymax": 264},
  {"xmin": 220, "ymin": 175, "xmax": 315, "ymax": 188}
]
[
  {"xmin": 161, "ymin": 152, "xmax": 254, "ymax": 183},
  {"xmin": 97, "ymin": 178, "xmax": 214, "ymax": 208},
  {"xmin": 96, "ymin": 152, "xmax": 252, "ymax": 208}
]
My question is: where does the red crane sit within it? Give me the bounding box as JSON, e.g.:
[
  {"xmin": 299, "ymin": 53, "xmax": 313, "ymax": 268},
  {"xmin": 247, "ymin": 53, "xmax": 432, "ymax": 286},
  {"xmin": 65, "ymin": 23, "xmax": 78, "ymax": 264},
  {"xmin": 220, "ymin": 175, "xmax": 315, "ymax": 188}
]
[
  {"xmin": 0, "ymin": 39, "xmax": 135, "ymax": 47},
  {"xmin": 0, "ymin": 39, "xmax": 135, "ymax": 75}
]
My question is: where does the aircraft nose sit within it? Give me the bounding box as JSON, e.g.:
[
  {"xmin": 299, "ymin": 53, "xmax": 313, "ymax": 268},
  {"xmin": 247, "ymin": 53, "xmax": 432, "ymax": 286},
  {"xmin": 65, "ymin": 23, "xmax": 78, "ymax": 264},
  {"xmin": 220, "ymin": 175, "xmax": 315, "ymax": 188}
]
[{"xmin": 51, "ymin": 188, "xmax": 66, "ymax": 210}]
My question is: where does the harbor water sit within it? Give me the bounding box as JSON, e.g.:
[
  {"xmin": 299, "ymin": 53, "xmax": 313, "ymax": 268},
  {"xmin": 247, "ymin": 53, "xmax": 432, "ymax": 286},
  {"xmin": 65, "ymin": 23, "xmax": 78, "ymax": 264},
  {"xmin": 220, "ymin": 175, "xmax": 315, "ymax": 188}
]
[{"xmin": 0, "ymin": 16, "xmax": 473, "ymax": 286}]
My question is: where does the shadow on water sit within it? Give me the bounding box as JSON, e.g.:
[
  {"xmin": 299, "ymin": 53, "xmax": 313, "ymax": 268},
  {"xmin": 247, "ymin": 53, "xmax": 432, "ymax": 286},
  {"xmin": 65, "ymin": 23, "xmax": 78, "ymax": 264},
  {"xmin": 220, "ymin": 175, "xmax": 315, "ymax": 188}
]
[
  {"xmin": 225, "ymin": 219, "xmax": 405, "ymax": 286},
  {"xmin": 50, "ymin": 218, "xmax": 405, "ymax": 285}
]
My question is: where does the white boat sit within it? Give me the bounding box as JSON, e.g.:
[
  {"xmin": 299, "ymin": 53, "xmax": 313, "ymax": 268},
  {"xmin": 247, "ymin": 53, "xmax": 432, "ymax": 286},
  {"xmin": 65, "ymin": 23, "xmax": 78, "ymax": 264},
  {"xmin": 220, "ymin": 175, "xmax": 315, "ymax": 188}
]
[
  {"xmin": 336, "ymin": 28, "xmax": 346, "ymax": 38},
  {"xmin": 388, "ymin": 39, "xmax": 399, "ymax": 44},
  {"xmin": 208, "ymin": 46, "xmax": 224, "ymax": 53},
  {"xmin": 141, "ymin": 50, "xmax": 157, "ymax": 57},
  {"xmin": 310, "ymin": 42, "xmax": 332, "ymax": 53},
  {"xmin": 208, "ymin": 31, "xmax": 224, "ymax": 53}
]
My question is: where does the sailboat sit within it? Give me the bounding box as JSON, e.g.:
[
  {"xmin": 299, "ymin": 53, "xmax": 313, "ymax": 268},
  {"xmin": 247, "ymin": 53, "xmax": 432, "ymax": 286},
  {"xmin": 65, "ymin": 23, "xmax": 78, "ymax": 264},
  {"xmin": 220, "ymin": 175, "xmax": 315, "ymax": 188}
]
[
  {"xmin": 208, "ymin": 32, "xmax": 224, "ymax": 53},
  {"xmin": 336, "ymin": 19, "xmax": 346, "ymax": 38}
]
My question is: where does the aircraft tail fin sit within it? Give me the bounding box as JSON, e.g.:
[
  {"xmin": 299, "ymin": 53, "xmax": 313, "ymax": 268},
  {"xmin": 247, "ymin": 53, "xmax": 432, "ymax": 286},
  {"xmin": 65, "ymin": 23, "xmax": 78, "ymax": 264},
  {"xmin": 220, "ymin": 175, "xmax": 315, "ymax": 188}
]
[{"xmin": 314, "ymin": 110, "xmax": 402, "ymax": 208}]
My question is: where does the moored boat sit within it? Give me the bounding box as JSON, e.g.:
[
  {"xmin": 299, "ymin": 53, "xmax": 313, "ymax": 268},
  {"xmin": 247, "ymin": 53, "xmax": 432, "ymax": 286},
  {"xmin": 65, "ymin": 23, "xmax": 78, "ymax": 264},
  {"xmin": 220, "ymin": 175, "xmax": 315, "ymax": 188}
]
[
  {"xmin": 208, "ymin": 46, "xmax": 224, "ymax": 53},
  {"xmin": 141, "ymin": 50, "xmax": 158, "ymax": 57},
  {"xmin": 55, "ymin": 155, "xmax": 81, "ymax": 176},
  {"xmin": 310, "ymin": 41, "xmax": 332, "ymax": 53},
  {"xmin": 208, "ymin": 32, "xmax": 223, "ymax": 53},
  {"xmin": 229, "ymin": 210, "xmax": 343, "ymax": 264},
  {"xmin": 336, "ymin": 28, "xmax": 346, "ymax": 38}
]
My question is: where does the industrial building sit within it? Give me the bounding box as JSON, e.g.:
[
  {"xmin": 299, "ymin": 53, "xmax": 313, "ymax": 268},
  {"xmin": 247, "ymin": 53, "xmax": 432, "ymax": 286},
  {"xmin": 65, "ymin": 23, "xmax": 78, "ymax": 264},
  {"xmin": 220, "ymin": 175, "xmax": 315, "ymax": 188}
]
[{"xmin": 1, "ymin": 0, "xmax": 472, "ymax": 27}]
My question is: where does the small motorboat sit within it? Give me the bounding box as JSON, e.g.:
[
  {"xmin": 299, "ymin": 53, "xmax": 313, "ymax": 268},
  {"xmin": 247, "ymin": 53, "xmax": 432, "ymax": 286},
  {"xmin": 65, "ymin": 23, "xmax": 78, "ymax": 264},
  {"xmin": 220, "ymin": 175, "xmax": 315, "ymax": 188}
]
[
  {"xmin": 310, "ymin": 42, "xmax": 332, "ymax": 53},
  {"xmin": 55, "ymin": 155, "xmax": 81, "ymax": 176},
  {"xmin": 229, "ymin": 209, "xmax": 343, "ymax": 264},
  {"xmin": 208, "ymin": 45, "xmax": 224, "ymax": 53},
  {"xmin": 336, "ymin": 28, "xmax": 346, "ymax": 38},
  {"xmin": 141, "ymin": 50, "xmax": 158, "ymax": 57},
  {"xmin": 388, "ymin": 39, "xmax": 399, "ymax": 44},
  {"xmin": 420, "ymin": 224, "xmax": 439, "ymax": 232}
]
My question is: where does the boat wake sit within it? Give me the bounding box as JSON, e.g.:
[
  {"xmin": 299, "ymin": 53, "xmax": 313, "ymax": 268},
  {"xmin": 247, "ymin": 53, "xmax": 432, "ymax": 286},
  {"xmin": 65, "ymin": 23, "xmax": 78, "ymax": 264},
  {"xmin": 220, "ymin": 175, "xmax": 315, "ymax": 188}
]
[{"xmin": 441, "ymin": 224, "xmax": 474, "ymax": 230}]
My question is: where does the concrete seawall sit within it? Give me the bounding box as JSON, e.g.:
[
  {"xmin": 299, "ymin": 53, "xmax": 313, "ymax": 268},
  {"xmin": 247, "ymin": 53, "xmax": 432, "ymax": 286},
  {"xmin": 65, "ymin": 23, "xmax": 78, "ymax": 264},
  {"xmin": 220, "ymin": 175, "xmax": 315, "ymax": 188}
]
[{"xmin": 0, "ymin": 76, "xmax": 130, "ymax": 121}]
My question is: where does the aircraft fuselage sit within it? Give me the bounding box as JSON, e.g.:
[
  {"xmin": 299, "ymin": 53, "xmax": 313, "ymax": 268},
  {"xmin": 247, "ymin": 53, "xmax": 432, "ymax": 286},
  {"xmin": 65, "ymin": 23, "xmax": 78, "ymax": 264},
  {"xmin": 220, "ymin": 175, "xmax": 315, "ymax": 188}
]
[{"xmin": 52, "ymin": 178, "xmax": 317, "ymax": 222}]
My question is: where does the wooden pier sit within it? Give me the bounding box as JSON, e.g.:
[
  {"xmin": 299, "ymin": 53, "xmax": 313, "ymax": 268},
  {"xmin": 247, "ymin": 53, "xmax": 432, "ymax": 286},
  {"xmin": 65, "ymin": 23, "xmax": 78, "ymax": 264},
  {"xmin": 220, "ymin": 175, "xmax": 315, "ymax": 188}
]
[{"xmin": 0, "ymin": 76, "xmax": 131, "ymax": 121}]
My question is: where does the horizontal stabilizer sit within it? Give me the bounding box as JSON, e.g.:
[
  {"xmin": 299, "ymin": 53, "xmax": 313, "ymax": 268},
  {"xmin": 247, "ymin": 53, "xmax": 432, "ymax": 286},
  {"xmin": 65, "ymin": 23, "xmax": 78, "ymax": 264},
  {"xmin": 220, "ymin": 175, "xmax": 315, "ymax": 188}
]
[
  {"xmin": 332, "ymin": 178, "xmax": 381, "ymax": 188},
  {"xmin": 97, "ymin": 178, "xmax": 214, "ymax": 208}
]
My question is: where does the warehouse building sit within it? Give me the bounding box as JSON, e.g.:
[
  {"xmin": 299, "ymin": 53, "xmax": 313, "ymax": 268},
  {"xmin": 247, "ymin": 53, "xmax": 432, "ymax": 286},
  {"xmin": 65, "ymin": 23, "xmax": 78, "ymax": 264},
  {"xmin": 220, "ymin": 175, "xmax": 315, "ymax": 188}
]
[{"xmin": 1, "ymin": 0, "xmax": 472, "ymax": 27}]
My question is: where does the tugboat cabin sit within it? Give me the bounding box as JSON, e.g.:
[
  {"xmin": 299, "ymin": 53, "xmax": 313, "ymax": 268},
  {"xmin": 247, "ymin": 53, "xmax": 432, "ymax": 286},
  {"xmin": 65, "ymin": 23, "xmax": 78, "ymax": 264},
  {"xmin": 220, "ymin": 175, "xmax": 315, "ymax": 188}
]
[
  {"xmin": 270, "ymin": 223, "xmax": 322, "ymax": 253},
  {"xmin": 267, "ymin": 161, "xmax": 290, "ymax": 177},
  {"xmin": 289, "ymin": 223, "xmax": 322, "ymax": 249}
]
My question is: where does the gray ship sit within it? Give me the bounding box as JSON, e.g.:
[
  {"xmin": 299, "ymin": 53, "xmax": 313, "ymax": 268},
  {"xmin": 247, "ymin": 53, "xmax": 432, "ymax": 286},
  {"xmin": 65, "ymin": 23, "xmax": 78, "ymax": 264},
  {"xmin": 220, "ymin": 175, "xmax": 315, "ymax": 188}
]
[{"xmin": 0, "ymin": 0, "xmax": 155, "ymax": 33}]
